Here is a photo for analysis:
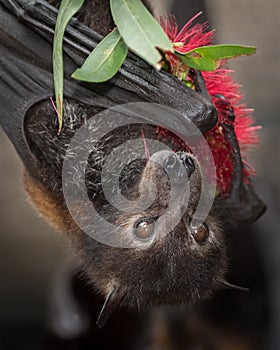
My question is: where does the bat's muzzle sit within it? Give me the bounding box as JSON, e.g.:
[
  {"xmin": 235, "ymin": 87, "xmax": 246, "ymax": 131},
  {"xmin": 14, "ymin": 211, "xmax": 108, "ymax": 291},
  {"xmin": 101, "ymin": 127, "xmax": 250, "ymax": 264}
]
[{"xmin": 163, "ymin": 152, "xmax": 195, "ymax": 182}]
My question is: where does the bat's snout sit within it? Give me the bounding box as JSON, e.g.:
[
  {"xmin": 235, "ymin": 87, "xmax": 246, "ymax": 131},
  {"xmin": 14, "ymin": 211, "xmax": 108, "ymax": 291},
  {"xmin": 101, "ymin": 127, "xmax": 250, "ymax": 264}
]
[{"xmin": 163, "ymin": 152, "xmax": 195, "ymax": 182}]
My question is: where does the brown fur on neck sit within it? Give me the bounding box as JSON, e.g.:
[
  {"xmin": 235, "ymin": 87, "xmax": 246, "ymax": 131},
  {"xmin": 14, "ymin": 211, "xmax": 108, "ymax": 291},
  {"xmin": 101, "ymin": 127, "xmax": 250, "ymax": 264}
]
[{"xmin": 23, "ymin": 171, "xmax": 77, "ymax": 237}]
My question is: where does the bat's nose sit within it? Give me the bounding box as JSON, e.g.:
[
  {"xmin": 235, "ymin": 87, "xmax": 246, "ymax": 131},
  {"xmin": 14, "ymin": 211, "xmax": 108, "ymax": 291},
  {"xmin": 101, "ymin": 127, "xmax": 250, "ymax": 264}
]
[{"xmin": 163, "ymin": 152, "xmax": 195, "ymax": 181}]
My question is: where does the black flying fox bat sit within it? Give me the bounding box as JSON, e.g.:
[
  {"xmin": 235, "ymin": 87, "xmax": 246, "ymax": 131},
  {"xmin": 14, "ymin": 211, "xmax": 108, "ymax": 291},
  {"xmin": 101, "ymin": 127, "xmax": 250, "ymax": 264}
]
[{"xmin": 0, "ymin": 0, "xmax": 266, "ymax": 326}]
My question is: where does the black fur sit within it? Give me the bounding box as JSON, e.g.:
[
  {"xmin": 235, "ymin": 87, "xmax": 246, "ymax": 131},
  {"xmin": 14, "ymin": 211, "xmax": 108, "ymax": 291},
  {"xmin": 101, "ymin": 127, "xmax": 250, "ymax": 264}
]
[
  {"xmin": 24, "ymin": 96, "xmax": 227, "ymax": 309},
  {"xmin": 0, "ymin": 0, "xmax": 265, "ymax": 319}
]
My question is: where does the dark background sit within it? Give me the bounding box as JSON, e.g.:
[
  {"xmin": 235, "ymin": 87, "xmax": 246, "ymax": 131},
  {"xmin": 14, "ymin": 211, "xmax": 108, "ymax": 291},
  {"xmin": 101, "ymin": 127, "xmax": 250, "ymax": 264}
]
[{"xmin": 0, "ymin": 0, "xmax": 279, "ymax": 349}]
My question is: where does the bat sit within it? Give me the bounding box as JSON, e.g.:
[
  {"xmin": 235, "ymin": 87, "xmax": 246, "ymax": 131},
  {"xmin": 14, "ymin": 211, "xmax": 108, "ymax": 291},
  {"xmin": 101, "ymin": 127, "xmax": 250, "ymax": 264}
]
[{"xmin": 0, "ymin": 0, "xmax": 266, "ymax": 328}]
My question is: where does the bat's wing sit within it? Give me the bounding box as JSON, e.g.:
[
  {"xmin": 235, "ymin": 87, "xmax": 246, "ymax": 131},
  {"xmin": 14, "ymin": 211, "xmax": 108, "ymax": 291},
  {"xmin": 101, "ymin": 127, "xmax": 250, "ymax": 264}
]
[
  {"xmin": 0, "ymin": 0, "xmax": 218, "ymax": 174},
  {"xmin": 0, "ymin": 0, "xmax": 265, "ymax": 225},
  {"xmin": 0, "ymin": 1, "xmax": 110, "ymax": 173}
]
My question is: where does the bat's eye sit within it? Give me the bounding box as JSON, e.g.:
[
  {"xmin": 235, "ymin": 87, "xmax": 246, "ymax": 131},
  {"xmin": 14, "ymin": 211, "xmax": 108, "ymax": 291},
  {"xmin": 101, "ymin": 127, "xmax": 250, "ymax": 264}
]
[
  {"xmin": 134, "ymin": 218, "xmax": 155, "ymax": 241},
  {"xmin": 190, "ymin": 223, "xmax": 209, "ymax": 244}
]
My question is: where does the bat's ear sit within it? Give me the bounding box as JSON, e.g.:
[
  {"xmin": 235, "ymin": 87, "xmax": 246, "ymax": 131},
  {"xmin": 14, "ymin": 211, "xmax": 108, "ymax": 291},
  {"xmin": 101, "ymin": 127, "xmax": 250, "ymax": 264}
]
[
  {"xmin": 217, "ymin": 182, "xmax": 267, "ymax": 227},
  {"xmin": 238, "ymin": 183, "xmax": 267, "ymax": 223},
  {"xmin": 213, "ymin": 97, "xmax": 267, "ymax": 227},
  {"xmin": 23, "ymin": 98, "xmax": 103, "ymax": 191},
  {"xmin": 21, "ymin": 98, "xmax": 96, "ymax": 233},
  {"xmin": 22, "ymin": 98, "xmax": 68, "ymax": 190}
]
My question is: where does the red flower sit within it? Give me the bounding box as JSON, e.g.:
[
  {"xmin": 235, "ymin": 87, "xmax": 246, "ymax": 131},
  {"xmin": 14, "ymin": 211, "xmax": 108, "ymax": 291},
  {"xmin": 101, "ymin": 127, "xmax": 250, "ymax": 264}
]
[
  {"xmin": 158, "ymin": 14, "xmax": 260, "ymax": 196},
  {"xmin": 160, "ymin": 12, "xmax": 214, "ymax": 53}
]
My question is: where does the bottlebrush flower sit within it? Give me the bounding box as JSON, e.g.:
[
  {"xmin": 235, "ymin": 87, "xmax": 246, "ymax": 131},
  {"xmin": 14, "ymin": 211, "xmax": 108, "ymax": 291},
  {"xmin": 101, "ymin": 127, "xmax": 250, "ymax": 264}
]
[{"xmin": 158, "ymin": 14, "xmax": 260, "ymax": 196}]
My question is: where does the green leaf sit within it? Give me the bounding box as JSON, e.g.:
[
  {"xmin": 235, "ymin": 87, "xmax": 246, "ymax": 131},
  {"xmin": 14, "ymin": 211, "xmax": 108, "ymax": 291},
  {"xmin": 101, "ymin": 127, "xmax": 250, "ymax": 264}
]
[
  {"xmin": 72, "ymin": 29, "xmax": 128, "ymax": 82},
  {"xmin": 53, "ymin": 0, "xmax": 84, "ymax": 133},
  {"xmin": 110, "ymin": 0, "xmax": 173, "ymax": 68},
  {"xmin": 176, "ymin": 45, "xmax": 256, "ymax": 72},
  {"xmin": 187, "ymin": 44, "xmax": 256, "ymax": 61},
  {"xmin": 176, "ymin": 53, "xmax": 216, "ymax": 71}
]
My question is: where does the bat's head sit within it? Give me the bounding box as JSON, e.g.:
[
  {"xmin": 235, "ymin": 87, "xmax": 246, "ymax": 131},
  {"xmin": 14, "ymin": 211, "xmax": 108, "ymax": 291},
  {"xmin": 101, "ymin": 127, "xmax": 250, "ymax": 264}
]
[
  {"xmin": 83, "ymin": 151, "xmax": 227, "ymax": 310},
  {"xmin": 23, "ymin": 99, "xmax": 227, "ymax": 318}
]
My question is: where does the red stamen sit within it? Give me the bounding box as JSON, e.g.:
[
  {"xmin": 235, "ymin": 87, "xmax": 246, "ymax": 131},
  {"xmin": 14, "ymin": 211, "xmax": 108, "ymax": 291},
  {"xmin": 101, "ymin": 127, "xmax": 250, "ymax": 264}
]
[
  {"xmin": 50, "ymin": 96, "xmax": 59, "ymax": 115},
  {"xmin": 159, "ymin": 13, "xmax": 261, "ymax": 195}
]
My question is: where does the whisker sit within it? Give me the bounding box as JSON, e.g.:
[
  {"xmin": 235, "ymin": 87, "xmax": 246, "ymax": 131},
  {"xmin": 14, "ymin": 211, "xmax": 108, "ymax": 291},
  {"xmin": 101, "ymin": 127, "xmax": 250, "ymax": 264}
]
[
  {"xmin": 96, "ymin": 287, "xmax": 124, "ymax": 328},
  {"xmin": 217, "ymin": 279, "xmax": 249, "ymax": 293}
]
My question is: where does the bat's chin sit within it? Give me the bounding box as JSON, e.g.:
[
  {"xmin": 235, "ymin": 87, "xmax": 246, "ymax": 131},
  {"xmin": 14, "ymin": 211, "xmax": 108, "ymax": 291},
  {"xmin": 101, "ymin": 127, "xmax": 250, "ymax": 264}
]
[
  {"xmin": 81, "ymin": 229, "xmax": 227, "ymax": 329},
  {"xmin": 120, "ymin": 280, "xmax": 220, "ymax": 309},
  {"xmin": 91, "ymin": 252, "xmax": 227, "ymax": 328},
  {"xmin": 70, "ymin": 208, "xmax": 227, "ymax": 329}
]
